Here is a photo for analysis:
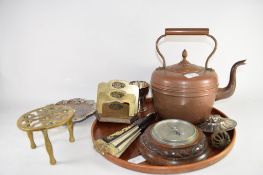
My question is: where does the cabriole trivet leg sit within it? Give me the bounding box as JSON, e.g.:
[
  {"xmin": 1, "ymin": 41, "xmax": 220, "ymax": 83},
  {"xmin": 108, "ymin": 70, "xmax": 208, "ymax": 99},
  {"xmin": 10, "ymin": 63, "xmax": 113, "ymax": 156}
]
[
  {"xmin": 67, "ymin": 120, "xmax": 75, "ymax": 142},
  {"xmin": 27, "ymin": 131, "xmax": 36, "ymax": 149},
  {"xmin": 42, "ymin": 130, "xmax": 56, "ymax": 165}
]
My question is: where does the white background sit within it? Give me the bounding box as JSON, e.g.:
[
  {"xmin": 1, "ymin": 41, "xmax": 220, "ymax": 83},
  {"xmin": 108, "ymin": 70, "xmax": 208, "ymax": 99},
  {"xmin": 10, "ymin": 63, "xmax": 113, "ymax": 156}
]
[{"xmin": 0, "ymin": 0, "xmax": 262, "ymax": 174}]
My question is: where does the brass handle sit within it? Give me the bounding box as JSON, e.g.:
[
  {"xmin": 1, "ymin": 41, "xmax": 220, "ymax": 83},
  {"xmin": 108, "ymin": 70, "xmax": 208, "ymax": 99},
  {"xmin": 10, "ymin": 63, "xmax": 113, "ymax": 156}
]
[{"xmin": 156, "ymin": 28, "xmax": 217, "ymax": 69}]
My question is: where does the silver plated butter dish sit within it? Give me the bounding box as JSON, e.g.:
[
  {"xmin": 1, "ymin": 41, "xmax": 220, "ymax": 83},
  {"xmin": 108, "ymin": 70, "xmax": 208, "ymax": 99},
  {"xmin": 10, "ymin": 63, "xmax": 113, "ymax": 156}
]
[
  {"xmin": 196, "ymin": 114, "xmax": 237, "ymax": 133},
  {"xmin": 56, "ymin": 98, "xmax": 96, "ymax": 122}
]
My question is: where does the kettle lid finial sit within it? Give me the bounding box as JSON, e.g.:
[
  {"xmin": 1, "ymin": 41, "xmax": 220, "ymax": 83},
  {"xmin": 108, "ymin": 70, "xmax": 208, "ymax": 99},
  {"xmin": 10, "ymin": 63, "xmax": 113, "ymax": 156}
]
[{"xmin": 182, "ymin": 49, "xmax": 188, "ymax": 61}]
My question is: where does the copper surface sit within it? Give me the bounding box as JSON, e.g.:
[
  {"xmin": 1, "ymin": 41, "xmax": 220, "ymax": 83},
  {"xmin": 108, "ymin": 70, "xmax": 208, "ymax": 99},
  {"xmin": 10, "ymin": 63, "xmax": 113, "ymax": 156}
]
[{"xmin": 151, "ymin": 28, "xmax": 245, "ymax": 123}]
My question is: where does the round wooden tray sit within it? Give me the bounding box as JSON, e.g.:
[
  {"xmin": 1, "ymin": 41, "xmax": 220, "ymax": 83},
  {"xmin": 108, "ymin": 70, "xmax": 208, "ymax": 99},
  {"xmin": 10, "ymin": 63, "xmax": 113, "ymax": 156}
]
[{"xmin": 91, "ymin": 99, "xmax": 236, "ymax": 174}]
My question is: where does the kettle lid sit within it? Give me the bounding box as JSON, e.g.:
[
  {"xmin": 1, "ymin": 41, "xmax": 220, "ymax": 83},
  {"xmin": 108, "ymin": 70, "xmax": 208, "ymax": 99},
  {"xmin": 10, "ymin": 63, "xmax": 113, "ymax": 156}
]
[{"xmin": 151, "ymin": 50, "xmax": 218, "ymax": 90}]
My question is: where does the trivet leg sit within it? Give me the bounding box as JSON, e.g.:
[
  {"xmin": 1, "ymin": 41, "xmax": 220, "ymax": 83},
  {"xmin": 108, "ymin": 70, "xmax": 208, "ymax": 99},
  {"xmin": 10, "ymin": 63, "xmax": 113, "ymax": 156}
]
[
  {"xmin": 27, "ymin": 131, "xmax": 36, "ymax": 149},
  {"xmin": 42, "ymin": 130, "xmax": 56, "ymax": 165},
  {"xmin": 67, "ymin": 120, "xmax": 75, "ymax": 142}
]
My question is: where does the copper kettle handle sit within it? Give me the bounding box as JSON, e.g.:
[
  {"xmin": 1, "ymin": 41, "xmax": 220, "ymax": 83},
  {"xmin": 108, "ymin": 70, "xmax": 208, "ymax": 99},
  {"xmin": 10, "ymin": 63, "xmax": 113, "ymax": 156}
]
[{"xmin": 156, "ymin": 28, "xmax": 217, "ymax": 69}]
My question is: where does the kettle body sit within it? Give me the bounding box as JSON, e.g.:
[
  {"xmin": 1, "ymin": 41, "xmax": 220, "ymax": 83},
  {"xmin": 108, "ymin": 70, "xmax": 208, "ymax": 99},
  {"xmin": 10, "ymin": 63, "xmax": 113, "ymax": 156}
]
[{"xmin": 151, "ymin": 28, "xmax": 245, "ymax": 124}]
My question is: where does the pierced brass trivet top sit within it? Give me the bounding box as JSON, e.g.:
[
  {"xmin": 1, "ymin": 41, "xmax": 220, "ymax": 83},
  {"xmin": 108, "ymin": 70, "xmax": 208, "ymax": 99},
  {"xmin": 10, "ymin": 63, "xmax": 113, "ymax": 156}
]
[{"xmin": 17, "ymin": 104, "xmax": 76, "ymax": 165}]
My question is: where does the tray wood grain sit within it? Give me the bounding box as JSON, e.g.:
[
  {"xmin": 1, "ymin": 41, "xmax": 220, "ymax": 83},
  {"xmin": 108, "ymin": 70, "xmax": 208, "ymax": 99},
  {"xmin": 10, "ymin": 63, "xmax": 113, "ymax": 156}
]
[{"xmin": 91, "ymin": 98, "xmax": 236, "ymax": 174}]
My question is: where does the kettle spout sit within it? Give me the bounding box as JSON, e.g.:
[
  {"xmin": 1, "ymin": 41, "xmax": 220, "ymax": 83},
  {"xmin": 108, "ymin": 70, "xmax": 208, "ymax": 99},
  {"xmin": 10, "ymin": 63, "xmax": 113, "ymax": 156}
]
[{"xmin": 216, "ymin": 60, "xmax": 246, "ymax": 101}]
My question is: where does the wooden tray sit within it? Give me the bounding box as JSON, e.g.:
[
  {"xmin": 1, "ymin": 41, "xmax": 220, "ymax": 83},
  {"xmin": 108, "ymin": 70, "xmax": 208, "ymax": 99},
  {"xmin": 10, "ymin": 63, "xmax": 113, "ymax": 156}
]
[{"xmin": 91, "ymin": 99, "xmax": 236, "ymax": 174}]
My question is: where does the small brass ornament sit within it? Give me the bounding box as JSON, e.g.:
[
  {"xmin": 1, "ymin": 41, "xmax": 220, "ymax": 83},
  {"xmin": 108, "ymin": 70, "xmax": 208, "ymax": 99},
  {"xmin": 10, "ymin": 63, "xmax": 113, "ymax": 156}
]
[
  {"xmin": 96, "ymin": 80, "xmax": 139, "ymax": 124},
  {"xmin": 211, "ymin": 130, "xmax": 231, "ymax": 150},
  {"xmin": 196, "ymin": 114, "xmax": 235, "ymax": 150}
]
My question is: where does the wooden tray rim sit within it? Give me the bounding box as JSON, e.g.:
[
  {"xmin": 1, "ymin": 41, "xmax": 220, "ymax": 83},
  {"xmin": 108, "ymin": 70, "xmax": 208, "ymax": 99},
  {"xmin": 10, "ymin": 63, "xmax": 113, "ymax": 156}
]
[{"xmin": 91, "ymin": 108, "xmax": 236, "ymax": 174}]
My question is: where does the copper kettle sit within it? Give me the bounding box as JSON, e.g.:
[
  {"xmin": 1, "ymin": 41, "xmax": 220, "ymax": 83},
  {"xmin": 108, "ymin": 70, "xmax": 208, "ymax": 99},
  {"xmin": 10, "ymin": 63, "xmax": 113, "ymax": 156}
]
[{"xmin": 151, "ymin": 28, "xmax": 245, "ymax": 124}]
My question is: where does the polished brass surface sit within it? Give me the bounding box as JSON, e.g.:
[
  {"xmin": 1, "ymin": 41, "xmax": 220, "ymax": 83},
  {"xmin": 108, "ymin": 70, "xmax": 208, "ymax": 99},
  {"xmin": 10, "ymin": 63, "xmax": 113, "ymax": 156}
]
[
  {"xmin": 42, "ymin": 129, "xmax": 56, "ymax": 165},
  {"xmin": 17, "ymin": 104, "xmax": 75, "ymax": 131},
  {"xmin": 27, "ymin": 131, "xmax": 36, "ymax": 149},
  {"xmin": 17, "ymin": 104, "xmax": 75, "ymax": 165},
  {"xmin": 96, "ymin": 80, "xmax": 139, "ymax": 123},
  {"xmin": 67, "ymin": 120, "xmax": 75, "ymax": 142}
]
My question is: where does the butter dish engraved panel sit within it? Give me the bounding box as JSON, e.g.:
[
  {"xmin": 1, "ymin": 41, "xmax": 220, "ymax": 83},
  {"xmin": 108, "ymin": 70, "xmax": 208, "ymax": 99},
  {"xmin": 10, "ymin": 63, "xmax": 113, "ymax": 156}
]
[{"xmin": 96, "ymin": 80, "xmax": 139, "ymax": 123}]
